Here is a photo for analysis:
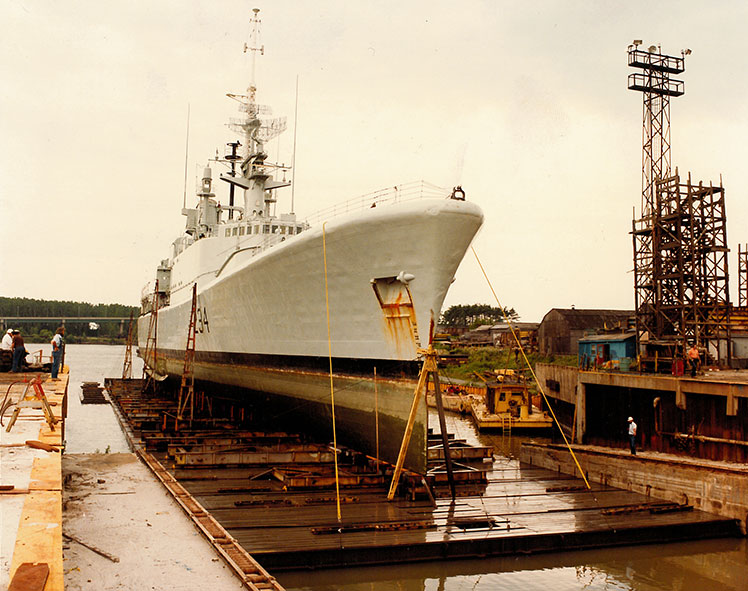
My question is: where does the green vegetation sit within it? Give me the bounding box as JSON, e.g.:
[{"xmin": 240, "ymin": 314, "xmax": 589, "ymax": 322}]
[
  {"xmin": 439, "ymin": 346, "xmax": 577, "ymax": 383},
  {"xmin": 440, "ymin": 304, "xmax": 518, "ymax": 329},
  {"xmin": 0, "ymin": 296, "xmax": 138, "ymax": 344}
]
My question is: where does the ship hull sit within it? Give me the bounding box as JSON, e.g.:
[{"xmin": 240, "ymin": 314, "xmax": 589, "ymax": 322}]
[
  {"xmin": 155, "ymin": 349, "xmax": 427, "ymax": 471},
  {"xmin": 139, "ymin": 197, "xmax": 483, "ymax": 471}
]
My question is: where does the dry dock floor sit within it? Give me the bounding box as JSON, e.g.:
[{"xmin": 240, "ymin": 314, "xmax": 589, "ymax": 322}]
[
  {"xmin": 103, "ymin": 380, "xmax": 740, "ymax": 572},
  {"xmin": 178, "ymin": 459, "xmax": 739, "ymax": 570}
]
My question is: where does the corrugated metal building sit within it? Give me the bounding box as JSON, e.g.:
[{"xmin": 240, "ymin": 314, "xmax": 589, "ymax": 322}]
[{"xmin": 538, "ymin": 308, "xmax": 634, "ymax": 355}]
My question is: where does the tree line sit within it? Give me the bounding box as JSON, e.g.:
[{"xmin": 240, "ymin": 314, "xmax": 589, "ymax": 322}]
[
  {"xmin": 0, "ymin": 296, "xmax": 138, "ymax": 343},
  {"xmin": 440, "ymin": 304, "xmax": 519, "ymax": 328}
]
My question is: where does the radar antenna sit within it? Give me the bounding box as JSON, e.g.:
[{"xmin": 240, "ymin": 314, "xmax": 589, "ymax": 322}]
[{"xmin": 227, "ymin": 8, "xmax": 287, "ymax": 157}]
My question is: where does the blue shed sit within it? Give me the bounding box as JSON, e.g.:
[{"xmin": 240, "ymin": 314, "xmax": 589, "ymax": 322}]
[{"xmin": 578, "ymin": 332, "xmax": 636, "ymax": 370}]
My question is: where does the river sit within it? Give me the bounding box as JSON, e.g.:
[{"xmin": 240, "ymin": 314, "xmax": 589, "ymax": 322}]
[{"xmin": 56, "ymin": 344, "xmax": 748, "ymax": 591}]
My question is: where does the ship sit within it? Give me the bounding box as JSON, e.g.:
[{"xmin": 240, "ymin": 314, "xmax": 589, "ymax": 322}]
[{"xmin": 138, "ymin": 9, "xmax": 483, "ymax": 472}]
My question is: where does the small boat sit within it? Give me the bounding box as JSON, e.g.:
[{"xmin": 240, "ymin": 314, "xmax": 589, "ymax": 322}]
[{"xmin": 470, "ymin": 378, "xmax": 553, "ymax": 431}]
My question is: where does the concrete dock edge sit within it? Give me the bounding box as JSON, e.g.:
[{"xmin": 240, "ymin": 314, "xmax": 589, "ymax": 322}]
[{"xmin": 521, "ymin": 442, "xmax": 748, "ymax": 534}]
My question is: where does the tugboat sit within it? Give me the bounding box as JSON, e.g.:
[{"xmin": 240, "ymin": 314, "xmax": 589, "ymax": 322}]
[
  {"xmin": 469, "ymin": 372, "xmax": 553, "ymax": 431},
  {"xmin": 138, "ymin": 9, "xmax": 484, "ymax": 472}
]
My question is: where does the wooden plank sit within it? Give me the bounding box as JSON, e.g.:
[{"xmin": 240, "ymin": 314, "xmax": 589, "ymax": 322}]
[
  {"xmin": 9, "ymin": 435, "xmax": 63, "ymax": 591},
  {"xmin": 7, "ymin": 562, "xmax": 49, "ymax": 591},
  {"xmin": 28, "ymin": 456, "xmax": 62, "ymax": 491},
  {"xmin": 9, "ymin": 491, "xmax": 62, "ymax": 591}
]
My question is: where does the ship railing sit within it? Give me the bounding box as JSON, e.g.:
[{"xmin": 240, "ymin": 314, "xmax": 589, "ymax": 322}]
[{"xmin": 302, "ymin": 180, "xmax": 449, "ymax": 227}]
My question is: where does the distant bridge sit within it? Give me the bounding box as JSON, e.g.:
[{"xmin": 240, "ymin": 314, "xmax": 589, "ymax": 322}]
[{"xmin": 0, "ymin": 316, "xmax": 133, "ymax": 332}]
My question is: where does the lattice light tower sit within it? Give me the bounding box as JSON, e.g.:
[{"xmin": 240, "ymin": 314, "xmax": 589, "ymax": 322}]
[
  {"xmin": 628, "ymin": 43, "xmax": 731, "ymax": 367},
  {"xmin": 628, "ymin": 43, "xmax": 687, "ymax": 215},
  {"xmin": 628, "ymin": 43, "xmax": 686, "ymax": 359}
]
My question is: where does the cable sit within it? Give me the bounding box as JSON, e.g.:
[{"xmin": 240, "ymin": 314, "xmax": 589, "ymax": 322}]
[
  {"xmin": 471, "ymin": 246, "xmax": 591, "ymax": 490},
  {"xmin": 322, "ymin": 222, "xmax": 343, "ymax": 522}
]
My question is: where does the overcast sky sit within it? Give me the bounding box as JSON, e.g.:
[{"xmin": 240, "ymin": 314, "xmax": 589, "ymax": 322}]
[{"xmin": 3, "ymin": 1, "xmax": 748, "ymax": 321}]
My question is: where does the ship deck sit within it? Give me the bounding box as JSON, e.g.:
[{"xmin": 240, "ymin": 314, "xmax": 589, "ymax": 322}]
[{"xmin": 105, "ymin": 377, "xmax": 741, "ymax": 571}]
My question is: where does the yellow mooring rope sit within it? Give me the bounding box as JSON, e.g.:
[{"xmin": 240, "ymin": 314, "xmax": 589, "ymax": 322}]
[
  {"xmin": 322, "ymin": 223, "xmax": 343, "ymax": 521},
  {"xmin": 471, "ymin": 246, "xmax": 591, "ymax": 490}
]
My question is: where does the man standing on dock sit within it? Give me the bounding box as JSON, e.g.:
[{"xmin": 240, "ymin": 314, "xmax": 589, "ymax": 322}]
[
  {"xmin": 51, "ymin": 326, "xmax": 65, "ymax": 379},
  {"xmin": 627, "ymin": 416, "xmax": 637, "ymax": 455},
  {"xmin": 11, "ymin": 330, "xmax": 26, "ymax": 372},
  {"xmin": 688, "ymin": 343, "xmax": 700, "ymax": 378},
  {"xmin": 1, "ymin": 329, "xmax": 13, "ymax": 350}
]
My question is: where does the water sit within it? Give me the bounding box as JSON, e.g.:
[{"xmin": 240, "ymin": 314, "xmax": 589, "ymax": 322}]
[
  {"xmin": 277, "ymin": 538, "xmax": 748, "ymax": 590},
  {"xmin": 29, "ymin": 342, "xmax": 144, "ymax": 454},
  {"xmin": 56, "ymin": 344, "xmax": 748, "ymax": 591}
]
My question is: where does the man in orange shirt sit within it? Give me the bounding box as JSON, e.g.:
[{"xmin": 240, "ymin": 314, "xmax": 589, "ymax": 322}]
[{"xmin": 687, "ymin": 344, "xmax": 700, "ymax": 378}]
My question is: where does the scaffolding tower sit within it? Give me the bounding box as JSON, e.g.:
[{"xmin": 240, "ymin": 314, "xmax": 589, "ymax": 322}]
[
  {"xmin": 629, "ymin": 44, "xmax": 731, "ymax": 369},
  {"xmin": 739, "ymin": 244, "xmax": 748, "ymax": 308}
]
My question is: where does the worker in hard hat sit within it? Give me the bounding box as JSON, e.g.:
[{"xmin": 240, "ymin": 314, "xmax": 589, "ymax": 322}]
[{"xmin": 627, "ymin": 416, "xmax": 637, "ymax": 455}]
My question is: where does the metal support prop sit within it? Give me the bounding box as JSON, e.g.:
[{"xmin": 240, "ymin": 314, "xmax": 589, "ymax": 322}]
[
  {"xmin": 177, "ymin": 284, "xmax": 198, "ymax": 423},
  {"xmin": 387, "ymin": 344, "xmax": 455, "ymax": 500},
  {"xmin": 431, "ymin": 369, "xmax": 456, "ymax": 499}
]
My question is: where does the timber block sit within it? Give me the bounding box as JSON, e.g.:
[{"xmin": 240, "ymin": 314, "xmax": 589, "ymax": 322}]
[{"xmin": 8, "ymin": 562, "xmax": 49, "ymax": 591}]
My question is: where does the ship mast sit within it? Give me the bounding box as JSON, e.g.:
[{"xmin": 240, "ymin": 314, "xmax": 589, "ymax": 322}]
[
  {"xmin": 222, "ymin": 7, "xmax": 288, "ymax": 219},
  {"xmin": 246, "ymin": 8, "xmax": 263, "ymax": 110}
]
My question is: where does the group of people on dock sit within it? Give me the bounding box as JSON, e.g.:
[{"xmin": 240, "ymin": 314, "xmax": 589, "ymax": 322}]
[
  {"xmin": 1, "ymin": 328, "xmax": 27, "ymax": 372},
  {"xmin": 0, "ymin": 326, "xmax": 65, "ymax": 377}
]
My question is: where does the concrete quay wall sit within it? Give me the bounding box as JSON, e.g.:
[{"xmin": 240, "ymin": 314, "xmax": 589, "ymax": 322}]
[{"xmin": 521, "ymin": 442, "xmax": 748, "ymax": 534}]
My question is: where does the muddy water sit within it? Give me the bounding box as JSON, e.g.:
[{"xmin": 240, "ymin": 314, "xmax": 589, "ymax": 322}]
[{"xmin": 57, "ymin": 345, "xmax": 748, "ymax": 591}]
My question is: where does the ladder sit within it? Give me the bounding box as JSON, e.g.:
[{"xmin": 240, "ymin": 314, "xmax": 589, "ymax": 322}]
[
  {"xmin": 142, "ymin": 280, "xmax": 159, "ymax": 394},
  {"xmin": 122, "ymin": 310, "xmax": 134, "ymax": 379},
  {"xmin": 502, "ymin": 414, "xmax": 512, "ymax": 436},
  {"xmin": 177, "ymin": 284, "xmax": 198, "ymax": 423},
  {"xmin": 5, "ymin": 377, "xmax": 58, "ymax": 432}
]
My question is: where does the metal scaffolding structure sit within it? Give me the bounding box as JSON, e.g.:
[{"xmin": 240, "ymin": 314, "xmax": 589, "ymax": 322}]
[
  {"xmin": 739, "ymin": 244, "xmax": 748, "ymax": 308},
  {"xmin": 632, "ymin": 171, "xmax": 732, "ymax": 368},
  {"xmin": 629, "ymin": 44, "xmax": 731, "ymax": 369}
]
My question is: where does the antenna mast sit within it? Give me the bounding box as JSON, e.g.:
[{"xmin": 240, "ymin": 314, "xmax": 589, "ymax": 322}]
[
  {"xmin": 245, "ymin": 8, "xmax": 264, "ymax": 104},
  {"xmin": 291, "ymin": 75, "xmax": 299, "ymax": 214},
  {"xmin": 182, "ymin": 104, "xmax": 190, "ymax": 209}
]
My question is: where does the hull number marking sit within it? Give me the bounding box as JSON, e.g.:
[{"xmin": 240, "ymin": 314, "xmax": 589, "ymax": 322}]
[{"xmin": 196, "ymin": 303, "xmax": 210, "ymax": 333}]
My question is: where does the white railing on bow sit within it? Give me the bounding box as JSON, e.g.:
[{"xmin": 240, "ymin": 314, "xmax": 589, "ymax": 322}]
[{"xmin": 302, "ymin": 180, "xmax": 449, "ymax": 227}]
